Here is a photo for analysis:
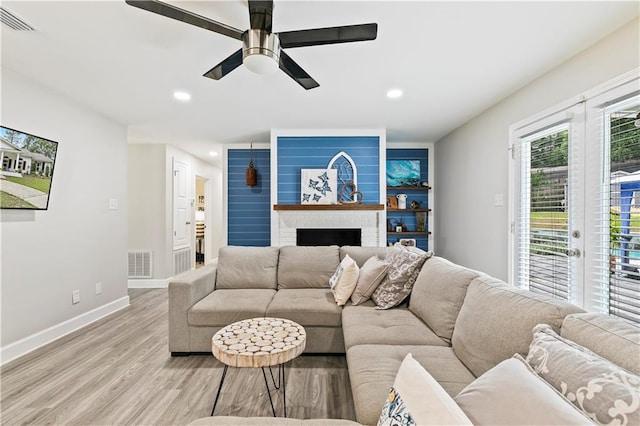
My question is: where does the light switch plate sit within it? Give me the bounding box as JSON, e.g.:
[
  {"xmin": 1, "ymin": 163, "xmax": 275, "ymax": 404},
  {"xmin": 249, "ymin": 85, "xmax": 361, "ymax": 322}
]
[{"xmin": 109, "ymin": 198, "xmax": 118, "ymax": 210}]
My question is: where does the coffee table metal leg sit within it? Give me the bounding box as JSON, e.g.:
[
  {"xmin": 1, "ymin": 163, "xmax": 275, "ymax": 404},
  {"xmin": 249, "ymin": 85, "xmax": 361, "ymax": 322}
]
[
  {"xmin": 281, "ymin": 363, "xmax": 287, "ymax": 417},
  {"xmin": 268, "ymin": 364, "xmax": 281, "ymax": 389},
  {"xmin": 261, "ymin": 367, "xmax": 277, "ymax": 417},
  {"xmin": 211, "ymin": 365, "xmax": 228, "ymax": 416}
]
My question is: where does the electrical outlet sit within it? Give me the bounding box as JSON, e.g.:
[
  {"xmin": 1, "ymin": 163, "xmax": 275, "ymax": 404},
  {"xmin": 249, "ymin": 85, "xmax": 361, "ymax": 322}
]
[
  {"xmin": 72, "ymin": 290, "xmax": 80, "ymax": 304},
  {"xmin": 96, "ymin": 282, "xmax": 102, "ymax": 295}
]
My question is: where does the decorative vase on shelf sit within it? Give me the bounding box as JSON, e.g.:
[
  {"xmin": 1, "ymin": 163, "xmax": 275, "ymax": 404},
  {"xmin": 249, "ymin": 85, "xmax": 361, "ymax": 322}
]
[{"xmin": 396, "ymin": 194, "xmax": 407, "ymax": 209}]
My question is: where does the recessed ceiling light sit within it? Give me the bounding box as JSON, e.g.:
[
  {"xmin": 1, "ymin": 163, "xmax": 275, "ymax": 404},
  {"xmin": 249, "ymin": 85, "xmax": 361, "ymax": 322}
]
[
  {"xmin": 209, "ymin": 151, "xmax": 218, "ymax": 157},
  {"xmin": 173, "ymin": 91, "xmax": 191, "ymax": 102},
  {"xmin": 386, "ymin": 89, "xmax": 403, "ymax": 99}
]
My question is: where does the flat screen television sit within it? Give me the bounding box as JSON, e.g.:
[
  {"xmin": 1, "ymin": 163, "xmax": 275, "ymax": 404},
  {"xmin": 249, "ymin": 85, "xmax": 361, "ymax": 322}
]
[{"xmin": 0, "ymin": 126, "xmax": 58, "ymax": 210}]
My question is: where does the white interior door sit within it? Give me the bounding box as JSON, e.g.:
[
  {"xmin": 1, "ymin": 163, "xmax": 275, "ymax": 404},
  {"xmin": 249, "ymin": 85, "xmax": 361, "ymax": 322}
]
[
  {"xmin": 512, "ymin": 106, "xmax": 585, "ymax": 304},
  {"xmin": 173, "ymin": 158, "xmax": 190, "ymax": 249}
]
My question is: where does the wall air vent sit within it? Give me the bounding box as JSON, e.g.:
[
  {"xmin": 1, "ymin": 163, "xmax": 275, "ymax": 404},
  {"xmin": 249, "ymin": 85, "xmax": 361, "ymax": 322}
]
[
  {"xmin": 173, "ymin": 248, "xmax": 191, "ymax": 275},
  {"xmin": 1, "ymin": 6, "xmax": 35, "ymax": 31},
  {"xmin": 128, "ymin": 251, "xmax": 153, "ymax": 279}
]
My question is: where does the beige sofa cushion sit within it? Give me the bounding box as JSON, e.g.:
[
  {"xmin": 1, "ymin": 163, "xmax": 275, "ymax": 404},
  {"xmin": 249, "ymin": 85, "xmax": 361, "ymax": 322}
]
[
  {"xmin": 339, "ymin": 246, "xmax": 389, "ymax": 267},
  {"xmin": 527, "ymin": 323, "xmax": 640, "ymax": 425},
  {"xmin": 188, "ymin": 289, "xmax": 276, "ymax": 326},
  {"xmin": 342, "ymin": 301, "xmax": 448, "ymax": 349},
  {"xmin": 409, "ymin": 256, "xmax": 479, "ymax": 344},
  {"xmin": 347, "ymin": 344, "xmax": 475, "ymax": 426},
  {"xmin": 378, "ymin": 353, "xmax": 472, "ymax": 425},
  {"xmin": 278, "ymin": 246, "xmax": 340, "ymax": 289},
  {"xmin": 451, "ymin": 275, "xmax": 584, "ymax": 377},
  {"xmin": 561, "ymin": 312, "xmax": 640, "ymax": 375},
  {"xmin": 215, "ymin": 246, "xmax": 279, "ymax": 289},
  {"xmin": 266, "ymin": 288, "xmax": 342, "ymax": 327},
  {"xmin": 455, "ymin": 355, "xmax": 592, "ymax": 425}
]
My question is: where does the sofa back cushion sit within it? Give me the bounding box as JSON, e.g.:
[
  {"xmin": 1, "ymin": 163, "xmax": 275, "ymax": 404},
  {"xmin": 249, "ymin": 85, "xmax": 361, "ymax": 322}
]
[
  {"xmin": 409, "ymin": 256, "xmax": 479, "ymax": 344},
  {"xmin": 215, "ymin": 246, "xmax": 280, "ymax": 289},
  {"xmin": 340, "ymin": 246, "xmax": 389, "ymax": 267},
  {"xmin": 278, "ymin": 246, "xmax": 340, "ymax": 289},
  {"xmin": 561, "ymin": 312, "xmax": 640, "ymax": 375},
  {"xmin": 451, "ymin": 275, "xmax": 584, "ymax": 377}
]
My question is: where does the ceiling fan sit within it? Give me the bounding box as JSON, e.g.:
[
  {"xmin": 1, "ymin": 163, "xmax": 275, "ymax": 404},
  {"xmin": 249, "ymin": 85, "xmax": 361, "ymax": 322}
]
[{"xmin": 125, "ymin": 0, "xmax": 378, "ymax": 90}]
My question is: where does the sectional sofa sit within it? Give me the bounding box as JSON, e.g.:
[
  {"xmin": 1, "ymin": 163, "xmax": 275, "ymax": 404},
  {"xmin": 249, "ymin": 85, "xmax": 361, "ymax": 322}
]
[{"xmin": 170, "ymin": 245, "xmax": 640, "ymax": 425}]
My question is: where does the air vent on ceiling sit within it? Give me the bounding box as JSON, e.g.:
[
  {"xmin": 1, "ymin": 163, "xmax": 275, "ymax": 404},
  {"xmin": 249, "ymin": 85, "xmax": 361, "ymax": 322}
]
[{"xmin": 1, "ymin": 6, "xmax": 35, "ymax": 31}]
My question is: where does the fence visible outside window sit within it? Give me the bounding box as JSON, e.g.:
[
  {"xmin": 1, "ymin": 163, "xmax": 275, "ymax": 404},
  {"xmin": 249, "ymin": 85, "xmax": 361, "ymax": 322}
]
[
  {"xmin": 516, "ymin": 126, "xmax": 571, "ymax": 300},
  {"xmin": 511, "ymin": 72, "xmax": 640, "ymax": 325},
  {"xmin": 600, "ymin": 98, "xmax": 640, "ymax": 324}
]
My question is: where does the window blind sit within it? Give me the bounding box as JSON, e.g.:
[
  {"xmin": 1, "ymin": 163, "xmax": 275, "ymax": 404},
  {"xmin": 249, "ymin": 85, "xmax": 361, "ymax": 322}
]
[
  {"xmin": 515, "ymin": 124, "xmax": 572, "ymax": 300},
  {"xmin": 597, "ymin": 96, "xmax": 640, "ymax": 324}
]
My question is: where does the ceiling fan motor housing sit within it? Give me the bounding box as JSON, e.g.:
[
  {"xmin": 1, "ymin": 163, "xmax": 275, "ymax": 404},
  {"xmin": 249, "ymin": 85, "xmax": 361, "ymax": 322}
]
[{"xmin": 242, "ymin": 29, "xmax": 280, "ymax": 74}]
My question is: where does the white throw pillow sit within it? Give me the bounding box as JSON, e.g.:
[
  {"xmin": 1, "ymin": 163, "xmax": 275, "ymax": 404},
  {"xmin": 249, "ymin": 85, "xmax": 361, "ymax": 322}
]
[
  {"xmin": 377, "ymin": 353, "xmax": 473, "ymax": 426},
  {"xmin": 330, "ymin": 254, "xmax": 360, "ymax": 306}
]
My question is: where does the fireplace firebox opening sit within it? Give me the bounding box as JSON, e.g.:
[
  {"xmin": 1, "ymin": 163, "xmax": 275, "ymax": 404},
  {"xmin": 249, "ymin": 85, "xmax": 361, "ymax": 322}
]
[{"xmin": 296, "ymin": 228, "xmax": 361, "ymax": 246}]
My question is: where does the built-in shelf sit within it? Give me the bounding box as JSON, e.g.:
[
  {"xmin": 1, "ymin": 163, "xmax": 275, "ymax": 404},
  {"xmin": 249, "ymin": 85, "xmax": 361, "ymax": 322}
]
[
  {"xmin": 387, "ymin": 186, "xmax": 431, "ymax": 191},
  {"xmin": 273, "ymin": 204, "xmax": 384, "ymax": 211},
  {"xmin": 387, "ymin": 208, "xmax": 431, "ymax": 212}
]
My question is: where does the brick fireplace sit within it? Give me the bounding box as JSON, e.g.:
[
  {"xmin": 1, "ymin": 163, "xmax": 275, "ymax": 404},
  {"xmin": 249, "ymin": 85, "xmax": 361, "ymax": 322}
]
[{"xmin": 272, "ymin": 207, "xmax": 384, "ymax": 247}]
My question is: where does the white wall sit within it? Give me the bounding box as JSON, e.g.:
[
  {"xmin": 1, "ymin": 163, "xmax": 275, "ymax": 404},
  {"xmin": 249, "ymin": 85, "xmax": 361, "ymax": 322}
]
[
  {"xmin": 127, "ymin": 144, "xmax": 222, "ymax": 284},
  {"xmin": 0, "ymin": 69, "xmax": 129, "ymax": 363},
  {"xmin": 128, "ymin": 144, "xmax": 167, "ymax": 279},
  {"xmin": 435, "ymin": 18, "xmax": 640, "ymax": 280}
]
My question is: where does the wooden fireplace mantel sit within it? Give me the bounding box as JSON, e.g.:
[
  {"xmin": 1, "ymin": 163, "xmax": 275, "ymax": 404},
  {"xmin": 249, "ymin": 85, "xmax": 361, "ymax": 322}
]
[{"xmin": 273, "ymin": 204, "xmax": 384, "ymax": 211}]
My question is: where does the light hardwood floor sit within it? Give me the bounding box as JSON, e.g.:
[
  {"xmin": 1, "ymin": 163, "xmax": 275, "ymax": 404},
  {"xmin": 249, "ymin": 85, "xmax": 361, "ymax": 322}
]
[{"xmin": 1, "ymin": 289, "xmax": 356, "ymax": 425}]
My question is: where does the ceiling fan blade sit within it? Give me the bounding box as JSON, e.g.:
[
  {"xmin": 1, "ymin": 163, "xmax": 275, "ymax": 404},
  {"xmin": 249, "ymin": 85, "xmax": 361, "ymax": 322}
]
[
  {"xmin": 203, "ymin": 49, "xmax": 243, "ymax": 80},
  {"xmin": 279, "ymin": 50, "xmax": 319, "ymax": 90},
  {"xmin": 125, "ymin": 0, "xmax": 244, "ymax": 40},
  {"xmin": 278, "ymin": 23, "xmax": 377, "ymax": 49},
  {"xmin": 248, "ymin": 0, "xmax": 273, "ymax": 32}
]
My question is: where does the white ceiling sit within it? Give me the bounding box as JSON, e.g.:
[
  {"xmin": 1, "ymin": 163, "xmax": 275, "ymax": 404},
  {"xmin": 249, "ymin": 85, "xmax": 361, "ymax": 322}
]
[{"xmin": 1, "ymin": 1, "xmax": 638, "ymax": 165}]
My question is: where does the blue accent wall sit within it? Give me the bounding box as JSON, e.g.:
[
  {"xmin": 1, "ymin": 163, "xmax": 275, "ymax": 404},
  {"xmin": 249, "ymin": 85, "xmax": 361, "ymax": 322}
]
[
  {"xmin": 277, "ymin": 136, "xmax": 380, "ymax": 204},
  {"xmin": 386, "ymin": 148, "xmax": 430, "ymax": 251},
  {"xmin": 227, "ymin": 149, "xmax": 270, "ymax": 246}
]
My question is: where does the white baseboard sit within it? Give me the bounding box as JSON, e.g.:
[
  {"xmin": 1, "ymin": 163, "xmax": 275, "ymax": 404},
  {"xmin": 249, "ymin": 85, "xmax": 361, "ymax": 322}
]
[
  {"xmin": 0, "ymin": 296, "xmax": 130, "ymax": 366},
  {"xmin": 128, "ymin": 278, "xmax": 169, "ymax": 288}
]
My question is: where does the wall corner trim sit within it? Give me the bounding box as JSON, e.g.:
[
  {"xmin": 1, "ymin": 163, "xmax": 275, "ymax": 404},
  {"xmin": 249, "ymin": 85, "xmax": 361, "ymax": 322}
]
[{"xmin": 0, "ymin": 296, "xmax": 130, "ymax": 366}]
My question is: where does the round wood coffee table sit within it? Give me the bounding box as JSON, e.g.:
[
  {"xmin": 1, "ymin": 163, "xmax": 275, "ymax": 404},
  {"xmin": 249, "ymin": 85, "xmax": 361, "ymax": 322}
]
[{"xmin": 210, "ymin": 317, "xmax": 306, "ymax": 417}]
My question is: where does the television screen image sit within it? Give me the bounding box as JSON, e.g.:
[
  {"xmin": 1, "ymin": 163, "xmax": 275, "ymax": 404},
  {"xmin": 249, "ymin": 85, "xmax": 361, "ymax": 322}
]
[{"xmin": 0, "ymin": 126, "xmax": 58, "ymax": 210}]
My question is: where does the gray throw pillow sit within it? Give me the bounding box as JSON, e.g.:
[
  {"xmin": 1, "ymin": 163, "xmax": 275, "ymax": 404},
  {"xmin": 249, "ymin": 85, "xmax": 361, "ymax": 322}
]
[
  {"xmin": 371, "ymin": 246, "xmax": 432, "ymax": 309},
  {"xmin": 526, "ymin": 323, "xmax": 640, "ymax": 426},
  {"xmin": 350, "ymin": 256, "xmax": 389, "ymax": 305}
]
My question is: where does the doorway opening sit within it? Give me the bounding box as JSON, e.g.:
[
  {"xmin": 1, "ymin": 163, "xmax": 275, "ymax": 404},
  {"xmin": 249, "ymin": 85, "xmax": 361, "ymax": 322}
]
[{"xmin": 195, "ymin": 176, "xmax": 207, "ymax": 268}]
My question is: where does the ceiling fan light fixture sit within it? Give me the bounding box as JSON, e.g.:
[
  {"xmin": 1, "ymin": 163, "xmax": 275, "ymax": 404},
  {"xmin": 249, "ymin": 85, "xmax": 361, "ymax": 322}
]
[
  {"xmin": 244, "ymin": 53, "xmax": 278, "ymax": 74},
  {"xmin": 243, "ymin": 30, "xmax": 280, "ymax": 75}
]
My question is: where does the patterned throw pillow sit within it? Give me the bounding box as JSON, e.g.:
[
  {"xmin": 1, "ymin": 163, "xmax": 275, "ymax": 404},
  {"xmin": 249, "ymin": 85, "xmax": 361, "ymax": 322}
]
[
  {"xmin": 330, "ymin": 254, "xmax": 360, "ymax": 306},
  {"xmin": 526, "ymin": 323, "xmax": 640, "ymax": 426},
  {"xmin": 371, "ymin": 246, "xmax": 432, "ymax": 309},
  {"xmin": 378, "ymin": 387, "xmax": 415, "ymax": 426}
]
